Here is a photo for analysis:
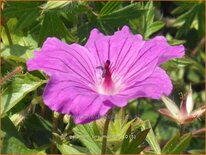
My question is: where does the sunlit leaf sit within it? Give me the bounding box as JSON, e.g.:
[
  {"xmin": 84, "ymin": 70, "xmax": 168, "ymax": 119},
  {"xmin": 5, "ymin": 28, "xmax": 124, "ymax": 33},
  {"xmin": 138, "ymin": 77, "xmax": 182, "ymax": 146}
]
[
  {"xmin": 120, "ymin": 126, "xmax": 131, "ymax": 153},
  {"xmin": 1, "ymin": 73, "xmax": 46, "ymax": 115},
  {"xmin": 100, "ymin": 3, "xmax": 147, "ymax": 26},
  {"xmin": 172, "ymin": 133, "xmax": 192, "ymax": 153},
  {"xmin": 140, "ymin": 120, "xmax": 161, "ymax": 154},
  {"xmin": 188, "ymin": 149, "xmax": 205, "ymax": 154},
  {"xmin": 162, "ymin": 132, "xmax": 192, "ymax": 154},
  {"xmin": 145, "ymin": 21, "xmax": 165, "ymax": 38},
  {"xmin": 99, "ymin": 1, "xmax": 121, "ymax": 16},
  {"xmin": 1, "ymin": 44, "xmax": 35, "ymax": 63},
  {"xmin": 120, "ymin": 127, "xmax": 149, "ymax": 154},
  {"xmin": 57, "ymin": 143, "xmax": 89, "ymax": 154},
  {"xmin": 41, "ymin": 1, "xmax": 72, "ymax": 11},
  {"xmin": 73, "ymin": 123, "xmax": 102, "ymax": 154}
]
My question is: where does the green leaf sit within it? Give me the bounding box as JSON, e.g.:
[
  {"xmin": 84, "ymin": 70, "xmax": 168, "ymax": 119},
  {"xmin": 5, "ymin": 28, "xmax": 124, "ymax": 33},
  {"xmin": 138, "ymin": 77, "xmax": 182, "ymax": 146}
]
[
  {"xmin": 141, "ymin": 120, "xmax": 161, "ymax": 154},
  {"xmin": 1, "ymin": 18, "xmax": 38, "ymax": 47},
  {"xmin": 57, "ymin": 143, "xmax": 89, "ymax": 154},
  {"xmin": 41, "ymin": 1, "xmax": 72, "ymax": 11},
  {"xmin": 172, "ymin": 57, "xmax": 194, "ymax": 65},
  {"xmin": 172, "ymin": 2, "xmax": 202, "ymax": 38},
  {"xmin": 162, "ymin": 132, "xmax": 180, "ymax": 153},
  {"xmin": 142, "ymin": 1, "xmax": 155, "ymax": 36},
  {"xmin": 197, "ymin": 3, "xmax": 205, "ymax": 36},
  {"xmin": 1, "ymin": 116, "xmax": 46, "ymax": 154},
  {"xmin": 168, "ymin": 40, "xmax": 186, "ymax": 46},
  {"xmin": 1, "ymin": 18, "xmax": 24, "ymax": 46},
  {"xmin": 24, "ymin": 113, "xmax": 52, "ymax": 132},
  {"xmin": 1, "ymin": 116, "xmax": 23, "ymax": 140},
  {"xmin": 145, "ymin": 1, "xmax": 155, "ymax": 25},
  {"xmin": 120, "ymin": 128, "xmax": 150, "ymax": 154},
  {"xmin": 95, "ymin": 109, "xmax": 139, "ymax": 153},
  {"xmin": 3, "ymin": 2, "xmax": 41, "ymax": 18},
  {"xmin": 162, "ymin": 133, "xmax": 192, "ymax": 154},
  {"xmin": 38, "ymin": 12, "xmax": 77, "ymax": 46},
  {"xmin": 176, "ymin": 9, "xmax": 198, "ymax": 38},
  {"xmin": 99, "ymin": 1, "xmax": 121, "ymax": 16},
  {"xmin": 171, "ymin": 133, "xmax": 192, "ymax": 153},
  {"xmin": 130, "ymin": 1, "xmax": 163, "ymax": 39},
  {"xmin": 166, "ymin": 33, "xmax": 186, "ymax": 45},
  {"xmin": 145, "ymin": 21, "xmax": 165, "ymax": 38},
  {"xmin": 1, "ymin": 44, "xmax": 35, "ymax": 63},
  {"xmin": 188, "ymin": 149, "xmax": 205, "ymax": 154},
  {"xmin": 1, "ymin": 73, "xmax": 46, "ymax": 115},
  {"xmin": 15, "ymin": 9, "xmax": 40, "ymax": 31},
  {"xmin": 108, "ymin": 109, "xmax": 134, "ymax": 142},
  {"xmin": 73, "ymin": 123, "xmax": 102, "ymax": 154},
  {"xmin": 3, "ymin": 2, "xmax": 41, "ymax": 32},
  {"xmin": 172, "ymin": 2, "xmax": 197, "ymax": 14},
  {"xmin": 172, "ymin": 5, "xmax": 195, "ymax": 27},
  {"xmin": 131, "ymin": 128, "xmax": 150, "ymax": 147},
  {"xmin": 100, "ymin": 3, "xmax": 146, "ymax": 26},
  {"xmin": 120, "ymin": 126, "xmax": 131, "ymax": 153}
]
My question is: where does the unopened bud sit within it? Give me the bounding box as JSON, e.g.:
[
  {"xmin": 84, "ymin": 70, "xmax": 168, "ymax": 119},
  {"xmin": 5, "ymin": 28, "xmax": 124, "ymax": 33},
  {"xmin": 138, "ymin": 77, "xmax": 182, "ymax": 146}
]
[
  {"xmin": 186, "ymin": 85, "xmax": 194, "ymax": 114},
  {"xmin": 54, "ymin": 112, "xmax": 60, "ymax": 119},
  {"xmin": 63, "ymin": 114, "xmax": 70, "ymax": 124}
]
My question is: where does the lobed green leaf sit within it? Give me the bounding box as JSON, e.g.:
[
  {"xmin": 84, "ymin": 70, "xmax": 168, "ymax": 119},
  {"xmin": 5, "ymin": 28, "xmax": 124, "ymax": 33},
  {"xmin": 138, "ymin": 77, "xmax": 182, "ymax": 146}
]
[{"xmin": 1, "ymin": 73, "xmax": 46, "ymax": 116}]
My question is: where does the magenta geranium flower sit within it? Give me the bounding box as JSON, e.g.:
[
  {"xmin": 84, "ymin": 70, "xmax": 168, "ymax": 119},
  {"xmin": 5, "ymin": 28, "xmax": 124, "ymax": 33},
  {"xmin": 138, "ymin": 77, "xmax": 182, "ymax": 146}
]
[{"xmin": 27, "ymin": 26, "xmax": 185, "ymax": 124}]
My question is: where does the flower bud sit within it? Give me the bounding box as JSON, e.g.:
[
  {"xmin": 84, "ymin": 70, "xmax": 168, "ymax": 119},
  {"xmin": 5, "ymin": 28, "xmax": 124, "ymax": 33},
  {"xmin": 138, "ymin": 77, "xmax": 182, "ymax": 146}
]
[
  {"xmin": 63, "ymin": 114, "xmax": 70, "ymax": 124},
  {"xmin": 186, "ymin": 86, "xmax": 194, "ymax": 114},
  {"xmin": 160, "ymin": 86, "xmax": 205, "ymax": 125},
  {"xmin": 54, "ymin": 111, "xmax": 60, "ymax": 119}
]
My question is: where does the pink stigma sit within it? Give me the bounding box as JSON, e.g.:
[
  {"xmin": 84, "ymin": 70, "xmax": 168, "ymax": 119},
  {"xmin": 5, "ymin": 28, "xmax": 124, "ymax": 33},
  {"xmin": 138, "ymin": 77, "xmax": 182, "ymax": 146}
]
[
  {"xmin": 96, "ymin": 60, "xmax": 123, "ymax": 95},
  {"xmin": 102, "ymin": 60, "xmax": 114, "ymax": 94}
]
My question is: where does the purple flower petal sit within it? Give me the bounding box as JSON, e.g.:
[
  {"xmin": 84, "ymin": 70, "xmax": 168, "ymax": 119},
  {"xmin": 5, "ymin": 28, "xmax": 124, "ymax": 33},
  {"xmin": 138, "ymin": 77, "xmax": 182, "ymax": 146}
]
[
  {"xmin": 42, "ymin": 73, "xmax": 115, "ymax": 124},
  {"xmin": 43, "ymin": 74, "xmax": 95, "ymax": 114},
  {"xmin": 119, "ymin": 67, "xmax": 173, "ymax": 99},
  {"xmin": 103, "ymin": 95, "xmax": 129, "ymax": 107},
  {"xmin": 69, "ymin": 94, "xmax": 111, "ymax": 124},
  {"xmin": 85, "ymin": 25, "xmax": 184, "ymax": 87},
  {"xmin": 85, "ymin": 26, "xmax": 143, "ymax": 68},
  {"xmin": 71, "ymin": 94, "xmax": 128, "ymax": 124},
  {"xmin": 151, "ymin": 36, "xmax": 185, "ymax": 65},
  {"xmin": 27, "ymin": 37, "xmax": 97, "ymax": 85}
]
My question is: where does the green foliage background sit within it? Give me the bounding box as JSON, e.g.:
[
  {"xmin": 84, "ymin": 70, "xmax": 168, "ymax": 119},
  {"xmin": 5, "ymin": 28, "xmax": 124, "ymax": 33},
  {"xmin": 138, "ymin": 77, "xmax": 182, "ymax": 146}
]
[{"xmin": 1, "ymin": 1, "xmax": 205, "ymax": 154}]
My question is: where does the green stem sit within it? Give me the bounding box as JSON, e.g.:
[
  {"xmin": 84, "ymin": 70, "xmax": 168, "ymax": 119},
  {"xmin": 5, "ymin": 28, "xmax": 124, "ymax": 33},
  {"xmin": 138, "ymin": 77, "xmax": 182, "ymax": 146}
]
[
  {"xmin": 0, "ymin": 66, "xmax": 22, "ymax": 85},
  {"xmin": 153, "ymin": 114, "xmax": 161, "ymax": 133},
  {"xmin": 39, "ymin": 100, "xmax": 45, "ymax": 118},
  {"xmin": 62, "ymin": 120, "xmax": 70, "ymax": 137},
  {"xmin": 51, "ymin": 112, "xmax": 59, "ymax": 153},
  {"xmin": 2, "ymin": 18, "xmax": 13, "ymax": 45},
  {"xmin": 101, "ymin": 109, "xmax": 112, "ymax": 154},
  {"xmin": 179, "ymin": 124, "xmax": 184, "ymax": 136}
]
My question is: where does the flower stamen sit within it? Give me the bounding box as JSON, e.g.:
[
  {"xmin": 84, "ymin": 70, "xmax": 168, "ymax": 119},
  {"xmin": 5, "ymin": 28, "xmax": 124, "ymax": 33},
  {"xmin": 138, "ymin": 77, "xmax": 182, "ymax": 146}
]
[
  {"xmin": 96, "ymin": 60, "xmax": 116, "ymax": 95},
  {"xmin": 103, "ymin": 60, "xmax": 113, "ymax": 90}
]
